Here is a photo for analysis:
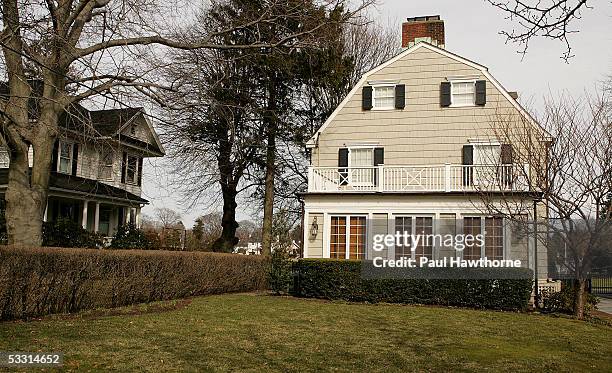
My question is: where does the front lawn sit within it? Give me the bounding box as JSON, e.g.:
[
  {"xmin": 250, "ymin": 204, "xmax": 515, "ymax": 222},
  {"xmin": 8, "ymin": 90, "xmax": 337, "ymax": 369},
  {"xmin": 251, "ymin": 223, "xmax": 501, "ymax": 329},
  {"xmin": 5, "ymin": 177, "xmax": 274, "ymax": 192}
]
[{"xmin": 1, "ymin": 294, "xmax": 611, "ymax": 372}]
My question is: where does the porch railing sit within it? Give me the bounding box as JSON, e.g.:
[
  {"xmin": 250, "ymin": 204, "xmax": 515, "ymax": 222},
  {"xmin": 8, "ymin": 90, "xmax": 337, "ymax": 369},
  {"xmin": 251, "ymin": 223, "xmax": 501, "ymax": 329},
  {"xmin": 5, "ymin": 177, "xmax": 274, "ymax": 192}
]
[{"xmin": 307, "ymin": 164, "xmax": 531, "ymax": 193}]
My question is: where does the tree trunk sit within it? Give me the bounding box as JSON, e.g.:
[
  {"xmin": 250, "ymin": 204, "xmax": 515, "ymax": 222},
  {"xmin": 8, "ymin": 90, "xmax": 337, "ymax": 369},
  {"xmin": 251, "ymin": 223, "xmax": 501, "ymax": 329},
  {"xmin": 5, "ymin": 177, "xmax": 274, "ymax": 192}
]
[
  {"xmin": 573, "ymin": 278, "xmax": 587, "ymax": 320},
  {"xmin": 211, "ymin": 184, "xmax": 240, "ymax": 252},
  {"xmin": 261, "ymin": 122, "xmax": 276, "ymax": 256},
  {"xmin": 261, "ymin": 77, "xmax": 278, "ymax": 257},
  {"xmin": 5, "ymin": 135, "xmax": 54, "ymax": 246}
]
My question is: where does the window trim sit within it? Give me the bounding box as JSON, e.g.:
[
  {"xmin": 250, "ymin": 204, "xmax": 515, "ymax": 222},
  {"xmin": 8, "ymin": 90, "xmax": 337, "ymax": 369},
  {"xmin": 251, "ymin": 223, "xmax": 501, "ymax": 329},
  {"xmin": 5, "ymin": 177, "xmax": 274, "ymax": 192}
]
[
  {"xmin": 347, "ymin": 146, "xmax": 375, "ymax": 187},
  {"xmin": 329, "ymin": 214, "xmax": 368, "ymax": 260},
  {"xmin": 371, "ymin": 84, "xmax": 396, "ymax": 111},
  {"xmin": 450, "ymin": 79, "xmax": 477, "ymax": 108},
  {"xmin": 57, "ymin": 140, "xmax": 74, "ymax": 174},
  {"xmin": 460, "ymin": 215, "xmax": 506, "ymax": 260},
  {"xmin": 124, "ymin": 153, "xmax": 140, "ymax": 185},
  {"xmin": 470, "ymin": 141, "xmax": 501, "ymax": 165}
]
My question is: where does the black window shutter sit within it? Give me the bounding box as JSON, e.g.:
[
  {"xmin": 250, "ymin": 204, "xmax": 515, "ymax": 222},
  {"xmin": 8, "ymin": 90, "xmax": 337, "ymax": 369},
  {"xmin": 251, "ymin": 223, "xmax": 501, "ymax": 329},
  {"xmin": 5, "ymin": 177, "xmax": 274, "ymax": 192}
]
[
  {"xmin": 362, "ymin": 86, "xmax": 373, "ymax": 110},
  {"xmin": 395, "ymin": 85, "xmax": 406, "ymax": 109},
  {"xmin": 501, "ymin": 144, "xmax": 513, "ymax": 164},
  {"xmin": 338, "ymin": 148, "xmax": 349, "ymax": 186},
  {"xmin": 462, "ymin": 145, "xmax": 474, "ymax": 186},
  {"xmin": 71, "ymin": 144, "xmax": 79, "ymax": 176},
  {"xmin": 374, "ymin": 148, "xmax": 384, "ymax": 165},
  {"xmin": 475, "ymin": 80, "xmax": 486, "ymax": 105},
  {"xmin": 373, "ymin": 147, "xmax": 384, "ymax": 186},
  {"xmin": 121, "ymin": 152, "xmax": 127, "ymax": 183},
  {"xmin": 51, "ymin": 140, "xmax": 59, "ymax": 172},
  {"xmin": 137, "ymin": 157, "xmax": 143, "ymax": 186},
  {"xmin": 440, "ymin": 82, "xmax": 451, "ymax": 107},
  {"xmin": 462, "ymin": 145, "xmax": 474, "ymax": 165}
]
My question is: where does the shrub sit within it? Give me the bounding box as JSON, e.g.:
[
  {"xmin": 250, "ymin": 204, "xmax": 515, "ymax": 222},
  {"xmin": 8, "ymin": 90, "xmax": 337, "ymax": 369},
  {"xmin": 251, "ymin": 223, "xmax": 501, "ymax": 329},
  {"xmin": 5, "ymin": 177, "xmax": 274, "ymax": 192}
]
[
  {"xmin": 110, "ymin": 223, "xmax": 151, "ymax": 249},
  {"xmin": 0, "ymin": 247, "xmax": 269, "ymax": 320},
  {"xmin": 541, "ymin": 281, "xmax": 599, "ymax": 315},
  {"xmin": 269, "ymin": 247, "xmax": 293, "ymax": 294},
  {"xmin": 42, "ymin": 218, "xmax": 104, "ymax": 248},
  {"xmin": 292, "ymin": 259, "xmax": 533, "ymax": 311}
]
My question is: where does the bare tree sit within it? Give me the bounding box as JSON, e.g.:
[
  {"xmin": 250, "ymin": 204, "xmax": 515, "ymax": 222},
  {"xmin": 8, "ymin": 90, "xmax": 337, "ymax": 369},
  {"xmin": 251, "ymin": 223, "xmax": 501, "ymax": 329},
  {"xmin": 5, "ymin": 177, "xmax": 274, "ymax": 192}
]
[
  {"xmin": 270, "ymin": 18, "xmax": 402, "ymax": 223},
  {"xmin": 160, "ymin": 44, "xmax": 261, "ymax": 253},
  {"xmin": 0, "ymin": 0, "xmax": 373, "ymax": 246},
  {"xmin": 476, "ymin": 85, "xmax": 612, "ymax": 319},
  {"xmin": 154, "ymin": 207, "xmax": 182, "ymax": 229},
  {"xmin": 487, "ymin": 0, "xmax": 593, "ymax": 61},
  {"xmin": 187, "ymin": 212, "xmax": 223, "ymax": 251}
]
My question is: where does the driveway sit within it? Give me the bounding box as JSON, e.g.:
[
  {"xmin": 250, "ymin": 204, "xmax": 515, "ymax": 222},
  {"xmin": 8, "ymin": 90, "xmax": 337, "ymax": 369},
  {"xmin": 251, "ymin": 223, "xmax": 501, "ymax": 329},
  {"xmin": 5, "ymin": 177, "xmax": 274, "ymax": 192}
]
[{"xmin": 597, "ymin": 297, "xmax": 612, "ymax": 315}]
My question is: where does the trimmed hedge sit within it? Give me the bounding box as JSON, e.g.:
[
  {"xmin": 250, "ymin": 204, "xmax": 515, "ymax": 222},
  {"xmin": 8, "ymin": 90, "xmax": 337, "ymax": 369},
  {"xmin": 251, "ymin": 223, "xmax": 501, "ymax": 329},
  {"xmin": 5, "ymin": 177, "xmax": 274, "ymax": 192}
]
[
  {"xmin": 292, "ymin": 259, "xmax": 533, "ymax": 311},
  {"xmin": 0, "ymin": 247, "xmax": 269, "ymax": 320}
]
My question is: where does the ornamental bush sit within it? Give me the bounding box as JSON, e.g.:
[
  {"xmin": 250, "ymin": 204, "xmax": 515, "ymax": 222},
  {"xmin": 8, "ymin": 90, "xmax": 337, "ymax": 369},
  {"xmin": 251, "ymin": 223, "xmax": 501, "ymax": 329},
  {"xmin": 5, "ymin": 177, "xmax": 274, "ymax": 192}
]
[
  {"xmin": 110, "ymin": 222, "xmax": 152, "ymax": 249},
  {"xmin": 292, "ymin": 259, "xmax": 533, "ymax": 311},
  {"xmin": 541, "ymin": 281, "xmax": 599, "ymax": 315},
  {"xmin": 0, "ymin": 247, "xmax": 269, "ymax": 320},
  {"xmin": 42, "ymin": 218, "xmax": 104, "ymax": 248}
]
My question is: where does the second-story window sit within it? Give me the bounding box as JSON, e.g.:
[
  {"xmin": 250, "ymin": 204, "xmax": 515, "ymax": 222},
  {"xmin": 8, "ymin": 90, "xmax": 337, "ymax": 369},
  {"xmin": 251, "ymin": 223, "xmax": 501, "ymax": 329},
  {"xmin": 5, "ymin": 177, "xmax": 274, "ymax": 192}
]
[
  {"xmin": 58, "ymin": 140, "xmax": 74, "ymax": 174},
  {"xmin": 373, "ymin": 86, "xmax": 395, "ymax": 109},
  {"xmin": 349, "ymin": 147, "xmax": 374, "ymax": 186},
  {"xmin": 98, "ymin": 148, "xmax": 114, "ymax": 180},
  {"xmin": 451, "ymin": 81, "xmax": 476, "ymax": 107},
  {"xmin": 125, "ymin": 154, "xmax": 138, "ymax": 184}
]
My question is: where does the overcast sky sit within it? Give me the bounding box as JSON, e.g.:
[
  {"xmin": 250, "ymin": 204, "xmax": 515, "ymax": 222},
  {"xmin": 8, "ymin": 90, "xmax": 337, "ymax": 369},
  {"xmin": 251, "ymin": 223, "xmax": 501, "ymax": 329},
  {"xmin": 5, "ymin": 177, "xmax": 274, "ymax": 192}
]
[{"xmin": 141, "ymin": 0, "xmax": 612, "ymax": 227}]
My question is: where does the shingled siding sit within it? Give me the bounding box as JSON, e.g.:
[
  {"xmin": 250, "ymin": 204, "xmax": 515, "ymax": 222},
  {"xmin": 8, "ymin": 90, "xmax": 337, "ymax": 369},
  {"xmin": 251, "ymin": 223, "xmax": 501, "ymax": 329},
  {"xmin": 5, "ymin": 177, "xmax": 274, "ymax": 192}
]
[{"xmin": 311, "ymin": 47, "xmax": 522, "ymax": 167}]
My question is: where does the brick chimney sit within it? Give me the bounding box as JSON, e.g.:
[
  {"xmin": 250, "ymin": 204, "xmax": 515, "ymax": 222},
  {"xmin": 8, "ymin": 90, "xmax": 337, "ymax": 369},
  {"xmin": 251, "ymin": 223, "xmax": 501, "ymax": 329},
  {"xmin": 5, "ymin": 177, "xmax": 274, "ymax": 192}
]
[{"xmin": 402, "ymin": 15, "xmax": 445, "ymax": 49}]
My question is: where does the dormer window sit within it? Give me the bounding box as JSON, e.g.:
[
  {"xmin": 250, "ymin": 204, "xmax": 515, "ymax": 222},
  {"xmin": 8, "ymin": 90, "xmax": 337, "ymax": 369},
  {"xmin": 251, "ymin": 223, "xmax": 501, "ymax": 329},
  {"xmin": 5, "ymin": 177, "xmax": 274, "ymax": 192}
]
[{"xmin": 130, "ymin": 124, "xmax": 136, "ymax": 136}]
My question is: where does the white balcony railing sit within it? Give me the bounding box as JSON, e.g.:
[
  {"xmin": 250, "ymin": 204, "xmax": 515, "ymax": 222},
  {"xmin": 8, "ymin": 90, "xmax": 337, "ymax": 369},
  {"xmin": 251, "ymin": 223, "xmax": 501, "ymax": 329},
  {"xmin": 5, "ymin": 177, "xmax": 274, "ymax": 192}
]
[{"xmin": 307, "ymin": 164, "xmax": 531, "ymax": 193}]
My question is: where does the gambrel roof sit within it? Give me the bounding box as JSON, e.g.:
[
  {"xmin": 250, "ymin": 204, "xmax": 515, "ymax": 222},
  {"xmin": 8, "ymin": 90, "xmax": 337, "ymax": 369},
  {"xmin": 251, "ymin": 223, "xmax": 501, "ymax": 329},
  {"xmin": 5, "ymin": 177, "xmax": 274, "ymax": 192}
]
[{"xmin": 306, "ymin": 42, "xmax": 547, "ymax": 148}]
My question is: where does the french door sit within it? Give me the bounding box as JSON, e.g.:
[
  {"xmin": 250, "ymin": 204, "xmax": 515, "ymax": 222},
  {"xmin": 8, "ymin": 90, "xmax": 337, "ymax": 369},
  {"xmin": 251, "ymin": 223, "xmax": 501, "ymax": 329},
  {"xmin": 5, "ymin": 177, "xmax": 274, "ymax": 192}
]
[{"xmin": 330, "ymin": 215, "xmax": 367, "ymax": 259}]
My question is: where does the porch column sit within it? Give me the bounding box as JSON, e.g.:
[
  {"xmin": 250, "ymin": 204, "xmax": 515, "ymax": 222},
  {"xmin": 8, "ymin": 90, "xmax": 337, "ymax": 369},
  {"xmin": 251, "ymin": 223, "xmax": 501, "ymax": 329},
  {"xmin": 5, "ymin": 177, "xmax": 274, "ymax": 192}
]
[
  {"xmin": 135, "ymin": 207, "xmax": 142, "ymax": 228},
  {"xmin": 82, "ymin": 200, "xmax": 89, "ymax": 229},
  {"xmin": 94, "ymin": 202, "xmax": 100, "ymax": 233},
  {"xmin": 43, "ymin": 199, "xmax": 48, "ymax": 222},
  {"xmin": 126, "ymin": 207, "xmax": 132, "ymax": 225}
]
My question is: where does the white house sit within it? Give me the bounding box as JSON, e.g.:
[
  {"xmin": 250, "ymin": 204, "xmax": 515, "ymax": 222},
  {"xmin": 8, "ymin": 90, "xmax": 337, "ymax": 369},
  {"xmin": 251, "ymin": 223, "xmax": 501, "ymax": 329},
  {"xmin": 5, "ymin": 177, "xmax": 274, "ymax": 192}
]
[{"xmin": 0, "ymin": 101, "xmax": 164, "ymax": 239}]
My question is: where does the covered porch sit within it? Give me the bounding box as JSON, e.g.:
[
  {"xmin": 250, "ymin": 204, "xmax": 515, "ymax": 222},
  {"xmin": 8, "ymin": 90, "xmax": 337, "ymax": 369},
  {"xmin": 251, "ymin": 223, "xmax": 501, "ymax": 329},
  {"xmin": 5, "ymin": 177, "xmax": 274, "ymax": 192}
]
[
  {"xmin": 0, "ymin": 169, "xmax": 149, "ymax": 242},
  {"xmin": 43, "ymin": 196, "xmax": 143, "ymax": 238}
]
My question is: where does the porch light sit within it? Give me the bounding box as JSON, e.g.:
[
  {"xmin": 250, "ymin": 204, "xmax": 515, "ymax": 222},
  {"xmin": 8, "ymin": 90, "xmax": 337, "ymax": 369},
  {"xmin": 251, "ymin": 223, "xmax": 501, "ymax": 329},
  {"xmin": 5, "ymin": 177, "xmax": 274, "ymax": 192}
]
[{"xmin": 310, "ymin": 217, "xmax": 319, "ymax": 239}]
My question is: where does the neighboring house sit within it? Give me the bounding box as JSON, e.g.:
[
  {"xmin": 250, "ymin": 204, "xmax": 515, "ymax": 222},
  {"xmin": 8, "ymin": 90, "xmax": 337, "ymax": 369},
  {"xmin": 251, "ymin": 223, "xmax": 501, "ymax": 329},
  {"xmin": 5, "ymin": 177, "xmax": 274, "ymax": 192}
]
[
  {"xmin": 234, "ymin": 242, "xmax": 262, "ymax": 255},
  {"xmin": 0, "ymin": 95, "xmax": 165, "ymax": 239},
  {"xmin": 302, "ymin": 16, "xmax": 548, "ymax": 278}
]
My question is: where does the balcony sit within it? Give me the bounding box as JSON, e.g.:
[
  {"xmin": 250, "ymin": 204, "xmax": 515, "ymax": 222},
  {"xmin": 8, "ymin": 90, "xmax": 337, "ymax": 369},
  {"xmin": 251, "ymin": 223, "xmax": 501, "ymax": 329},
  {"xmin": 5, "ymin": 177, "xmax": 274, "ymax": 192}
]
[{"xmin": 307, "ymin": 164, "xmax": 531, "ymax": 193}]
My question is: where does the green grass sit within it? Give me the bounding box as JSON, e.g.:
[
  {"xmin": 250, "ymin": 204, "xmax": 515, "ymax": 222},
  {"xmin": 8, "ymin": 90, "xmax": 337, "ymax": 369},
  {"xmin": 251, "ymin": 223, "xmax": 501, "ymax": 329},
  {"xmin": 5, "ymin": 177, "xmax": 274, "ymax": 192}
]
[{"xmin": 1, "ymin": 294, "xmax": 611, "ymax": 372}]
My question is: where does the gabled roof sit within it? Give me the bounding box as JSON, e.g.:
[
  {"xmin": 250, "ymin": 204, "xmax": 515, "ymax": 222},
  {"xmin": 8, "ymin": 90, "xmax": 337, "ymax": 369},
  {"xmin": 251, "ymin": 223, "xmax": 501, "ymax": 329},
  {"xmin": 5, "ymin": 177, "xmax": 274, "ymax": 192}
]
[
  {"xmin": 89, "ymin": 107, "xmax": 143, "ymax": 136},
  {"xmin": 0, "ymin": 80, "xmax": 165, "ymax": 156},
  {"xmin": 306, "ymin": 42, "xmax": 547, "ymax": 147}
]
